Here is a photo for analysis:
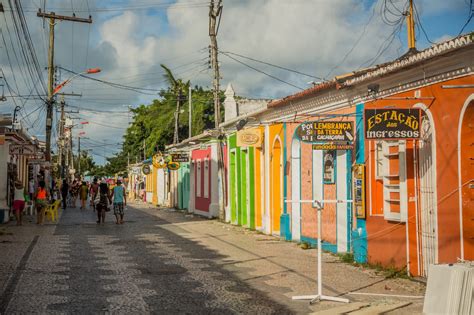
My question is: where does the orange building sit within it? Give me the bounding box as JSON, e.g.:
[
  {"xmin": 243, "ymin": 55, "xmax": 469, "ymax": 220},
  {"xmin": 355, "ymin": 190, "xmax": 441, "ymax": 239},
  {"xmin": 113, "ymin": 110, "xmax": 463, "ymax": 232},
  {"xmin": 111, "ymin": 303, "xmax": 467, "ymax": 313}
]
[{"xmin": 351, "ymin": 35, "xmax": 474, "ymax": 276}]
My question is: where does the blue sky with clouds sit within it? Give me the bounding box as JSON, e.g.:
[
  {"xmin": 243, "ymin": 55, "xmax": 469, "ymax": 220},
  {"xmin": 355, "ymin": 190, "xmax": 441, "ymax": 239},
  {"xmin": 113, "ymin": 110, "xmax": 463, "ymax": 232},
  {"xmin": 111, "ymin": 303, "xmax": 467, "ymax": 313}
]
[{"xmin": 0, "ymin": 0, "xmax": 472, "ymax": 164}]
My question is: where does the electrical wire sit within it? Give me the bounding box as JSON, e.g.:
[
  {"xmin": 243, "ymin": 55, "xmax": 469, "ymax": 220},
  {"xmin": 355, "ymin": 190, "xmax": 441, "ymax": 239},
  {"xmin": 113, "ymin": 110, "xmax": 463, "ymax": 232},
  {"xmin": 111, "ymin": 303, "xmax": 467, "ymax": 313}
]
[
  {"xmin": 324, "ymin": 2, "xmax": 377, "ymax": 79},
  {"xmin": 220, "ymin": 50, "xmax": 323, "ymax": 80},
  {"xmin": 221, "ymin": 52, "xmax": 305, "ymax": 91},
  {"xmin": 458, "ymin": 0, "xmax": 474, "ymax": 36}
]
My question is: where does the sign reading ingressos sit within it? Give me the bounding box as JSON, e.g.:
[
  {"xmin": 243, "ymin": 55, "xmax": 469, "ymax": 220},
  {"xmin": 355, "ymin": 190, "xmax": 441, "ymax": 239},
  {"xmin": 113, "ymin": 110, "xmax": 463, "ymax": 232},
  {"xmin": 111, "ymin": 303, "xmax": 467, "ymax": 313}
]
[
  {"xmin": 365, "ymin": 108, "xmax": 420, "ymax": 139},
  {"xmin": 295, "ymin": 121, "xmax": 354, "ymax": 143}
]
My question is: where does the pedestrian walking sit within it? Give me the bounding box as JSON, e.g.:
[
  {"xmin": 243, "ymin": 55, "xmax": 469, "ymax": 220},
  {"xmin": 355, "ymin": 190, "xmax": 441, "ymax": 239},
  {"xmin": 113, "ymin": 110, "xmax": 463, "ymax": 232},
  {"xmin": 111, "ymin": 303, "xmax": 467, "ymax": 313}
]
[
  {"xmin": 13, "ymin": 181, "xmax": 26, "ymax": 226},
  {"xmin": 35, "ymin": 180, "xmax": 49, "ymax": 225},
  {"xmin": 28, "ymin": 178, "xmax": 35, "ymax": 201},
  {"xmin": 70, "ymin": 179, "xmax": 79, "ymax": 208},
  {"xmin": 60, "ymin": 179, "xmax": 69, "ymax": 210},
  {"xmin": 79, "ymin": 181, "xmax": 89, "ymax": 210},
  {"xmin": 89, "ymin": 177, "xmax": 99, "ymax": 210},
  {"xmin": 95, "ymin": 180, "xmax": 110, "ymax": 225},
  {"xmin": 110, "ymin": 179, "xmax": 127, "ymax": 224}
]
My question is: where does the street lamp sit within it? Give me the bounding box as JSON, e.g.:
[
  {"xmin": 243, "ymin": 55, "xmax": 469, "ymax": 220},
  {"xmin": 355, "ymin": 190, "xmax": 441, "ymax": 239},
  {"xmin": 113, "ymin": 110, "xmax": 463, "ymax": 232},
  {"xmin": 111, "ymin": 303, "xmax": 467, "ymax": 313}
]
[
  {"xmin": 46, "ymin": 68, "xmax": 100, "ymax": 163},
  {"xmin": 53, "ymin": 68, "xmax": 101, "ymax": 95}
]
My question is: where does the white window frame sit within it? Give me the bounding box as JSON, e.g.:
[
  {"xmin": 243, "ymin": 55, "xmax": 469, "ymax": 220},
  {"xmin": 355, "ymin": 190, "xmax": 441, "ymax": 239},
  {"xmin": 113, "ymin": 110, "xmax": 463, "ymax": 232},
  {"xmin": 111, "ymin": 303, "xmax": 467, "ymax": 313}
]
[
  {"xmin": 375, "ymin": 141, "xmax": 384, "ymax": 180},
  {"xmin": 196, "ymin": 159, "xmax": 202, "ymax": 197},
  {"xmin": 203, "ymin": 158, "xmax": 209, "ymax": 198},
  {"xmin": 381, "ymin": 140, "xmax": 408, "ymax": 222}
]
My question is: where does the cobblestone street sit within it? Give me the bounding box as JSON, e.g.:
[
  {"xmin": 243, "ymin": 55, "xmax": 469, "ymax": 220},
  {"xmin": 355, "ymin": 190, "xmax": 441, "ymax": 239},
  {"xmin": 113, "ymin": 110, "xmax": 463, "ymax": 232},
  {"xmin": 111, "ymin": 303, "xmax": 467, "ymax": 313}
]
[{"xmin": 0, "ymin": 202, "xmax": 426, "ymax": 314}]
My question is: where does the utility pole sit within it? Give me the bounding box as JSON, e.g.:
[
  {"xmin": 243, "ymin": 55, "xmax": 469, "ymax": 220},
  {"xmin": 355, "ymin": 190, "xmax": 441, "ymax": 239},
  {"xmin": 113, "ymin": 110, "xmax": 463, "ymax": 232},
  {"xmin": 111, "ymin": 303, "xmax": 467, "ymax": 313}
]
[
  {"xmin": 173, "ymin": 89, "xmax": 183, "ymax": 144},
  {"xmin": 36, "ymin": 9, "xmax": 92, "ymax": 162},
  {"xmin": 189, "ymin": 84, "xmax": 192, "ymax": 139},
  {"xmin": 58, "ymin": 97, "xmax": 66, "ymax": 178},
  {"xmin": 209, "ymin": 0, "xmax": 226, "ymax": 221},
  {"xmin": 209, "ymin": 0, "xmax": 222, "ymax": 127},
  {"xmin": 77, "ymin": 136, "xmax": 81, "ymax": 177},
  {"xmin": 406, "ymin": 0, "xmax": 416, "ymax": 52}
]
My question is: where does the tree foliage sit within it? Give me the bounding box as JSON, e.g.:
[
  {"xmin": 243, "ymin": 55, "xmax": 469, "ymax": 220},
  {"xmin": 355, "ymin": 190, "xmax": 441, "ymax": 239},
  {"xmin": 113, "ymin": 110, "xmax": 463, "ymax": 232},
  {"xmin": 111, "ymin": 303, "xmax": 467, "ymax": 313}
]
[{"xmin": 92, "ymin": 66, "xmax": 224, "ymax": 177}]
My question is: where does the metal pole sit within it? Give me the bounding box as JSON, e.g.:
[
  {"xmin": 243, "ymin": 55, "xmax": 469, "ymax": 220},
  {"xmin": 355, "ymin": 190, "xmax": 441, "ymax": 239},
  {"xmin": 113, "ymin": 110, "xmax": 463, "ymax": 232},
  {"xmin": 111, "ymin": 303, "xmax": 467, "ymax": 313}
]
[
  {"xmin": 317, "ymin": 206, "xmax": 322, "ymax": 297},
  {"xmin": 189, "ymin": 84, "xmax": 192, "ymax": 138},
  {"xmin": 77, "ymin": 136, "xmax": 80, "ymax": 177}
]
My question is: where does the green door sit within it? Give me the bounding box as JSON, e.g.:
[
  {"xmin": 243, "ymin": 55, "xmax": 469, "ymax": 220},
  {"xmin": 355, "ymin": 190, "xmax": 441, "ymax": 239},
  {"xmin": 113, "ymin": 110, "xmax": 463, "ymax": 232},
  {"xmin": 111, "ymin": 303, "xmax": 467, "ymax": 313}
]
[
  {"xmin": 240, "ymin": 149, "xmax": 248, "ymax": 226},
  {"xmin": 230, "ymin": 151, "xmax": 237, "ymax": 224}
]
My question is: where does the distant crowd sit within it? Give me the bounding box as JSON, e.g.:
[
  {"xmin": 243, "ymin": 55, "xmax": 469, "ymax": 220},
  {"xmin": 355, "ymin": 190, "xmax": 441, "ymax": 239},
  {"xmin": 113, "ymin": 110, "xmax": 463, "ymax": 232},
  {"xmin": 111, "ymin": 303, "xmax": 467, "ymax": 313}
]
[{"xmin": 12, "ymin": 177, "xmax": 127, "ymax": 226}]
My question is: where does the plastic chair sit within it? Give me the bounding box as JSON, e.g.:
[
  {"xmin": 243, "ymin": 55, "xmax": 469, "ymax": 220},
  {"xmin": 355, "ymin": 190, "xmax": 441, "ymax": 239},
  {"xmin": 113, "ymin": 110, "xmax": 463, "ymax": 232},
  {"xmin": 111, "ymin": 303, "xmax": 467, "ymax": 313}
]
[
  {"xmin": 24, "ymin": 201, "xmax": 34, "ymax": 215},
  {"xmin": 52, "ymin": 200, "xmax": 61, "ymax": 220},
  {"xmin": 43, "ymin": 201, "xmax": 60, "ymax": 222}
]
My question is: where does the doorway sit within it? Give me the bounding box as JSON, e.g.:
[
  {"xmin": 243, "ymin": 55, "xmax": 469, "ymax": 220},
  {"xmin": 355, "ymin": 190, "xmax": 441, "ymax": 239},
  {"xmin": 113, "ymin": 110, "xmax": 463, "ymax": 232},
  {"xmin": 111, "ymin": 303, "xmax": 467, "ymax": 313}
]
[
  {"xmin": 271, "ymin": 138, "xmax": 282, "ymax": 234},
  {"xmin": 459, "ymin": 99, "xmax": 474, "ymax": 260},
  {"xmin": 417, "ymin": 111, "xmax": 438, "ymax": 276},
  {"xmin": 291, "ymin": 138, "xmax": 301, "ymax": 241}
]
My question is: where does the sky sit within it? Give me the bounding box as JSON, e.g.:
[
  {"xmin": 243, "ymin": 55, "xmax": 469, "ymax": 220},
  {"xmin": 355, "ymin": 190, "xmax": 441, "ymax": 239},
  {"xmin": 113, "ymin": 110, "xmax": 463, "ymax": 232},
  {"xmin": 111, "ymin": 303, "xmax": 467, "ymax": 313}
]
[{"xmin": 0, "ymin": 0, "xmax": 472, "ymax": 165}]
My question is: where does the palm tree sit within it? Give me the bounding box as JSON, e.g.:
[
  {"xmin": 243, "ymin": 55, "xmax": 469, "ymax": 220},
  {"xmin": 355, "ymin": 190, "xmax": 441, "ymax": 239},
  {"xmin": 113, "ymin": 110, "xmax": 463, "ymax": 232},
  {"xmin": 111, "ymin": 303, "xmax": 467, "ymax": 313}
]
[{"xmin": 160, "ymin": 64, "xmax": 190, "ymax": 144}]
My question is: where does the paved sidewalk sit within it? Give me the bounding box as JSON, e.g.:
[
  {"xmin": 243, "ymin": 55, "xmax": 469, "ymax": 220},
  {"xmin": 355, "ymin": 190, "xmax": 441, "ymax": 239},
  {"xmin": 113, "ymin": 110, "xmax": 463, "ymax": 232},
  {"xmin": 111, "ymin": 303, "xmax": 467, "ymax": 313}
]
[
  {"xmin": 0, "ymin": 202, "xmax": 426, "ymax": 314},
  {"xmin": 138, "ymin": 203, "xmax": 426, "ymax": 314}
]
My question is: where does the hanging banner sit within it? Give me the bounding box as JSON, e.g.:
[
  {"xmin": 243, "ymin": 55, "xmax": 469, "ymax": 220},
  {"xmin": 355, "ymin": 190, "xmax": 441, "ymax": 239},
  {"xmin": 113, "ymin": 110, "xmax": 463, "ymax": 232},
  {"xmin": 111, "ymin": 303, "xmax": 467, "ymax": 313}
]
[
  {"xmin": 364, "ymin": 108, "xmax": 421, "ymax": 139},
  {"xmin": 167, "ymin": 161, "xmax": 180, "ymax": 170},
  {"xmin": 153, "ymin": 155, "xmax": 167, "ymax": 168},
  {"xmin": 352, "ymin": 164, "xmax": 366, "ymax": 219},
  {"xmin": 295, "ymin": 121, "xmax": 354, "ymax": 143},
  {"xmin": 9, "ymin": 144, "xmax": 37, "ymax": 155},
  {"xmin": 171, "ymin": 153, "xmax": 189, "ymax": 162},
  {"xmin": 0, "ymin": 135, "xmax": 5, "ymax": 145},
  {"xmin": 142, "ymin": 165, "xmax": 151, "ymax": 175},
  {"xmin": 236, "ymin": 128, "xmax": 263, "ymax": 147}
]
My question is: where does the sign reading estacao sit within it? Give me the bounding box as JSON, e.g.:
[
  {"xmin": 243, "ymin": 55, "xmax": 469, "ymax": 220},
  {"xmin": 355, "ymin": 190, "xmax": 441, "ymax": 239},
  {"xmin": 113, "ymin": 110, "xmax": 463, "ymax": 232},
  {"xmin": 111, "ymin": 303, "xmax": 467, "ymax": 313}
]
[
  {"xmin": 296, "ymin": 121, "xmax": 354, "ymax": 143},
  {"xmin": 365, "ymin": 108, "xmax": 420, "ymax": 139}
]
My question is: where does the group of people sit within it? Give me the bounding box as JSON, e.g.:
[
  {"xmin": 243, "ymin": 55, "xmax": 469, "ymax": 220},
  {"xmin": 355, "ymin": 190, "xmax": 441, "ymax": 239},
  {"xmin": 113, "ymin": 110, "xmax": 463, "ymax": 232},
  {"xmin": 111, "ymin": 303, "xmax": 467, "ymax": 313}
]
[
  {"xmin": 60, "ymin": 177, "xmax": 127, "ymax": 225},
  {"xmin": 11, "ymin": 177, "xmax": 127, "ymax": 226}
]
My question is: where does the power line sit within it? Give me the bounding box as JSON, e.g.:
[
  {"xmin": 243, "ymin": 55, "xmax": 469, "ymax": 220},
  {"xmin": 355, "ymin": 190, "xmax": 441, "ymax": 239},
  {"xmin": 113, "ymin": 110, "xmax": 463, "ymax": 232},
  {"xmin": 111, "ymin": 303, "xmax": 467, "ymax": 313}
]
[
  {"xmin": 458, "ymin": 0, "xmax": 474, "ymax": 36},
  {"xmin": 221, "ymin": 51, "xmax": 305, "ymax": 91},
  {"xmin": 220, "ymin": 50, "xmax": 324, "ymax": 80},
  {"xmin": 324, "ymin": 3, "xmax": 377, "ymax": 79},
  {"xmin": 412, "ymin": 1, "xmax": 435, "ymax": 44}
]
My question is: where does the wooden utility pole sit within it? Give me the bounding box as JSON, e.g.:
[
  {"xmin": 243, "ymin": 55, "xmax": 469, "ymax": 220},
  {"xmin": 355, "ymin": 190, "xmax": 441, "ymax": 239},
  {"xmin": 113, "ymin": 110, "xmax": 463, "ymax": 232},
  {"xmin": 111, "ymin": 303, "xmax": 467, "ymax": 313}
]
[
  {"xmin": 36, "ymin": 9, "xmax": 92, "ymax": 162},
  {"xmin": 209, "ymin": 0, "xmax": 222, "ymax": 127},
  {"xmin": 209, "ymin": 0, "xmax": 226, "ymax": 221},
  {"xmin": 406, "ymin": 0, "xmax": 416, "ymax": 52}
]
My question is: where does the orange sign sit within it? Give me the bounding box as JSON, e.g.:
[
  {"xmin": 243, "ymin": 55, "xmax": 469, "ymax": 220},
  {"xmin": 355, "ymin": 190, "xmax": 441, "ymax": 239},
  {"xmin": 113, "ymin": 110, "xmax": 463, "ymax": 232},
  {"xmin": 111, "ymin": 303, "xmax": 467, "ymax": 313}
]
[
  {"xmin": 0, "ymin": 135, "xmax": 4, "ymax": 145},
  {"xmin": 236, "ymin": 128, "xmax": 263, "ymax": 147}
]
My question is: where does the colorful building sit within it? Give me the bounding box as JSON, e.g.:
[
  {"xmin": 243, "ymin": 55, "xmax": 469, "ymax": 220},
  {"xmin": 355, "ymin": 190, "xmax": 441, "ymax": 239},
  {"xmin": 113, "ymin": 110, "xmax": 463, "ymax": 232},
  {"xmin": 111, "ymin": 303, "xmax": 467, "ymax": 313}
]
[{"xmin": 349, "ymin": 34, "xmax": 474, "ymax": 276}]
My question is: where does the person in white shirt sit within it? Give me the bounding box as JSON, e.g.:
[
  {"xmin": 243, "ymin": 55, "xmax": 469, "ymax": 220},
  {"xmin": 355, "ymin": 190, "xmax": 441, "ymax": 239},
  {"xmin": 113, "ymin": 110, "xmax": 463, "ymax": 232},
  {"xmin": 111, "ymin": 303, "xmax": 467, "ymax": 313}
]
[
  {"xmin": 28, "ymin": 179, "xmax": 35, "ymax": 201},
  {"xmin": 13, "ymin": 181, "xmax": 26, "ymax": 226}
]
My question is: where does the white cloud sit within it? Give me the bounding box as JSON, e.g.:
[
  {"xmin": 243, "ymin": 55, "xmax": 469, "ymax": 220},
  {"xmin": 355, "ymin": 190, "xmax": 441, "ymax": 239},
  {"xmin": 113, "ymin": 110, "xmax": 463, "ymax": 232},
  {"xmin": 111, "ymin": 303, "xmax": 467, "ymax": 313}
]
[{"xmin": 0, "ymin": 0, "xmax": 468, "ymax": 164}]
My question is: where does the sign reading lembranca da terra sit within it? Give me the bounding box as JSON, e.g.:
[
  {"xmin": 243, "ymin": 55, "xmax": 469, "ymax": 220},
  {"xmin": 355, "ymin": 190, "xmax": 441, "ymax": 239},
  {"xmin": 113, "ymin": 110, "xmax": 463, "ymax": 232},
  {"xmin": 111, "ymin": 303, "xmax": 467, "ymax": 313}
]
[{"xmin": 295, "ymin": 121, "xmax": 354, "ymax": 143}]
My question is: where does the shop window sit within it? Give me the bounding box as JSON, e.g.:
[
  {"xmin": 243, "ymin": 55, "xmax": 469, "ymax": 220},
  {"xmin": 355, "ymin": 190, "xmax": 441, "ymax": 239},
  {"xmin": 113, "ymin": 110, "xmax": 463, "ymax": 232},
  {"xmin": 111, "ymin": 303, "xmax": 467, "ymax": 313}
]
[
  {"xmin": 379, "ymin": 141, "xmax": 408, "ymax": 222},
  {"xmin": 323, "ymin": 150, "xmax": 336, "ymax": 184},
  {"xmin": 196, "ymin": 159, "xmax": 202, "ymax": 197},
  {"xmin": 204, "ymin": 158, "xmax": 209, "ymax": 198}
]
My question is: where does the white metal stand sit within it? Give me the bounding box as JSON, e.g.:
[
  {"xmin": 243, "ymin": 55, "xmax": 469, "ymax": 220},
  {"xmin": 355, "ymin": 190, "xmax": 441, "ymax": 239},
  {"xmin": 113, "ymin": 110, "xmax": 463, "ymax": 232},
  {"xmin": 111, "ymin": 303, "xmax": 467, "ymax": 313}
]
[{"xmin": 285, "ymin": 199, "xmax": 352, "ymax": 304}]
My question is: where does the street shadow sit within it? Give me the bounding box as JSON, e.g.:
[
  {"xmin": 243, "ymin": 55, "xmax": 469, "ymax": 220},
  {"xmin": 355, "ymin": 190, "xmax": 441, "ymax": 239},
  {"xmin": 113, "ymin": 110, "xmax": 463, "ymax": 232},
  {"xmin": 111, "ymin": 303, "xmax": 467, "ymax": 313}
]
[{"xmin": 47, "ymin": 206, "xmax": 294, "ymax": 314}]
